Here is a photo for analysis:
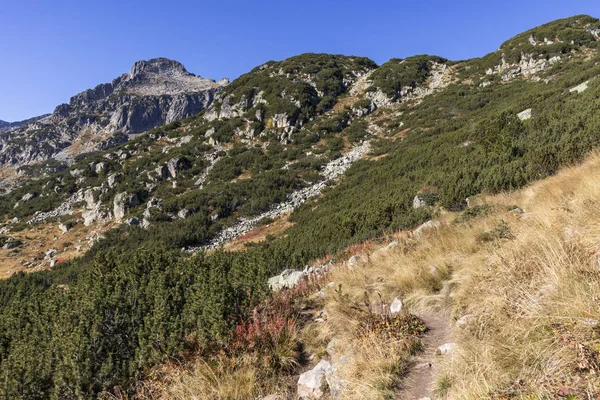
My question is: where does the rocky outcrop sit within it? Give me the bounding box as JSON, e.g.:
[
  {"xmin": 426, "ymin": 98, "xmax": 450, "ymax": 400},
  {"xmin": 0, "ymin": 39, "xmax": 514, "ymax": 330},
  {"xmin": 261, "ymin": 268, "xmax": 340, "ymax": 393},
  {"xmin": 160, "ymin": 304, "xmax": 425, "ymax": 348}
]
[
  {"xmin": 297, "ymin": 360, "xmax": 333, "ymax": 399},
  {"xmin": 486, "ymin": 54, "xmax": 561, "ymax": 82},
  {"xmin": 0, "ymin": 58, "xmax": 226, "ymax": 169},
  {"xmin": 0, "ymin": 114, "xmax": 50, "ymax": 134},
  {"xmin": 113, "ymin": 192, "xmax": 139, "ymax": 221},
  {"xmin": 268, "ymin": 269, "xmax": 305, "ymax": 291}
]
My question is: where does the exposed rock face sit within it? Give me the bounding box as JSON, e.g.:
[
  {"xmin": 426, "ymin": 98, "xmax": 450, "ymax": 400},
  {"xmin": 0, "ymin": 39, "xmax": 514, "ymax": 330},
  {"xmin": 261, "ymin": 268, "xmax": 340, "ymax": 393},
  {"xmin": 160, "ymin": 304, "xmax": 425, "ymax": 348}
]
[
  {"xmin": 0, "ymin": 115, "xmax": 50, "ymax": 134},
  {"xmin": 486, "ymin": 54, "xmax": 561, "ymax": 82},
  {"xmin": 0, "ymin": 58, "xmax": 226, "ymax": 169},
  {"xmin": 113, "ymin": 192, "xmax": 139, "ymax": 221}
]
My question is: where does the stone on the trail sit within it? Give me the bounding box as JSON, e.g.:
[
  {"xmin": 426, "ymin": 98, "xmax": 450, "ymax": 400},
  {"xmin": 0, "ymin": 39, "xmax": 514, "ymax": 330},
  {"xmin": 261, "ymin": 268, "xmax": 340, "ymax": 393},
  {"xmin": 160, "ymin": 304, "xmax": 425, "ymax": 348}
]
[
  {"xmin": 436, "ymin": 342, "xmax": 458, "ymax": 356},
  {"xmin": 390, "ymin": 297, "xmax": 403, "ymax": 314},
  {"xmin": 297, "ymin": 360, "xmax": 332, "ymax": 399},
  {"xmin": 58, "ymin": 223, "xmax": 70, "ymax": 233},
  {"xmin": 268, "ymin": 269, "xmax": 304, "ymax": 291}
]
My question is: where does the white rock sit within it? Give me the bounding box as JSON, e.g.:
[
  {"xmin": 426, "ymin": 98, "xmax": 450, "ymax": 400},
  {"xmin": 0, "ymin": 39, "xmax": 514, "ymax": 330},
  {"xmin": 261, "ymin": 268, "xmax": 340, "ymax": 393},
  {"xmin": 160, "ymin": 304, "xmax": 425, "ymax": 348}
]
[
  {"xmin": 413, "ymin": 195, "xmax": 427, "ymax": 208},
  {"xmin": 107, "ymin": 173, "xmax": 122, "ymax": 189},
  {"xmin": 268, "ymin": 269, "xmax": 304, "ymax": 291},
  {"xmin": 178, "ymin": 208, "xmax": 191, "ymax": 219},
  {"xmin": 262, "ymin": 395, "xmax": 283, "ymax": 400},
  {"xmin": 21, "ymin": 193, "xmax": 35, "ymax": 202},
  {"xmin": 95, "ymin": 162, "xmax": 106, "ymax": 174},
  {"xmin": 297, "ymin": 360, "xmax": 332, "ymax": 399},
  {"xmin": 517, "ymin": 108, "xmax": 532, "ymax": 121},
  {"xmin": 113, "ymin": 192, "xmax": 139, "ymax": 221},
  {"xmin": 569, "ymin": 81, "xmax": 589, "ymax": 94},
  {"xmin": 390, "ymin": 297, "xmax": 403, "ymax": 314}
]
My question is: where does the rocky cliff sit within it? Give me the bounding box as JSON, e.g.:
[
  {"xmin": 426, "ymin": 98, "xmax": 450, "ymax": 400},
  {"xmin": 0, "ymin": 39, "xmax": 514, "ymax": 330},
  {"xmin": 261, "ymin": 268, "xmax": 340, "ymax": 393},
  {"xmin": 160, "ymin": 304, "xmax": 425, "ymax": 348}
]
[{"xmin": 0, "ymin": 58, "xmax": 226, "ymax": 169}]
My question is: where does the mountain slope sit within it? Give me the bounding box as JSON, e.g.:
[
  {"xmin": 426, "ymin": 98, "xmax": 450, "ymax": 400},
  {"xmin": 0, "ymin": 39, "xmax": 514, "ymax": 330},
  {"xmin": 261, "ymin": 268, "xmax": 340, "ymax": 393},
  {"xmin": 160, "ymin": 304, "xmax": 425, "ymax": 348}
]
[{"xmin": 0, "ymin": 14, "xmax": 600, "ymax": 399}]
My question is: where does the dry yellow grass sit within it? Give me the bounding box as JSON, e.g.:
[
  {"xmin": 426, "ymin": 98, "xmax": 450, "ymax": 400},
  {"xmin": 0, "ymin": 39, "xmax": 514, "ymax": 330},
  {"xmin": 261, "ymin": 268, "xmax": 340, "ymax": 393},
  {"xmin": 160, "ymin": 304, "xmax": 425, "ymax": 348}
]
[{"xmin": 317, "ymin": 152, "xmax": 600, "ymax": 398}]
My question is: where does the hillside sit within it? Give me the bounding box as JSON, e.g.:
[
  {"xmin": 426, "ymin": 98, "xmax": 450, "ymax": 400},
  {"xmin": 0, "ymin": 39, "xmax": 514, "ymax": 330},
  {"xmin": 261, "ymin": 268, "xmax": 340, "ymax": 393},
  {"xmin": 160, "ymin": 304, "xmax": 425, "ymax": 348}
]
[
  {"xmin": 1, "ymin": 14, "xmax": 600, "ymax": 399},
  {"xmin": 141, "ymin": 144, "xmax": 600, "ymax": 399}
]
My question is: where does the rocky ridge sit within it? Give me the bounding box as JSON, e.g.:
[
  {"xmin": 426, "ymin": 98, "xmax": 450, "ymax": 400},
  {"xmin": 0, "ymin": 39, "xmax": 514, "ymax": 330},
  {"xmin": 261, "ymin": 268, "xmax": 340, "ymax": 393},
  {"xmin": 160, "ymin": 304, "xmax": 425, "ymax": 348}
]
[{"xmin": 0, "ymin": 58, "xmax": 226, "ymax": 169}]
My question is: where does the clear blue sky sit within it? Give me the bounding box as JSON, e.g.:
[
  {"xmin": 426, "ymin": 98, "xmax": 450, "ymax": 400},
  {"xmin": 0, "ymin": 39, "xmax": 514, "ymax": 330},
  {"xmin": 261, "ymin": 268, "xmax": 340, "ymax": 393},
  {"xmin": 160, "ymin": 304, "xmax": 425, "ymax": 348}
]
[{"xmin": 1, "ymin": 0, "xmax": 599, "ymax": 121}]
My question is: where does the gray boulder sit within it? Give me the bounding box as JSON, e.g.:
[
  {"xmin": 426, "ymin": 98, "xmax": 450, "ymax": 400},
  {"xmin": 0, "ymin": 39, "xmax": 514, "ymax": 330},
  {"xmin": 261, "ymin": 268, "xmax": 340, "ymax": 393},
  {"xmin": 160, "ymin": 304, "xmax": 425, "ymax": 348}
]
[
  {"xmin": 21, "ymin": 193, "xmax": 35, "ymax": 202},
  {"xmin": 113, "ymin": 192, "xmax": 139, "ymax": 221},
  {"xmin": 517, "ymin": 108, "xmax": 532, "ymax": 121},
  {"xmin": 83, "ymin": 188, "xmax": 99, "ymax": 209},
  {"xmin": 166, "ymin": 157, "xmax": 189, "ymax": 178},
  {"xmin": 95, "ymin": 162, "xmax": 107, "ymax": 174},
  {"xmin": 347, "ymin": 255, "xmax": 360, "ymax": 269},
  {"xmin": 297, "ymin": 360, "xmax": 332, "ymax": 399},
  {"xmin": 82, "ymin": 205, "xmax": 110, "ymax": 226},
  {"xmin": 413, "ymin": 195, "xmax": 427, "ymax": 209},
  {"xmin": 107, "ymin": 173, "xmax": 122, "ymax": 189},
  {"xmin": 155, "ymin": 165, "xmax": 169, "ymax": 180},
  {"xmin": 178, "ymin": 208, "xmax": 191, "ymax": 219},
  {"xmin": 268, "ymin": 269, "xmax": 304, "ymax": 291}
]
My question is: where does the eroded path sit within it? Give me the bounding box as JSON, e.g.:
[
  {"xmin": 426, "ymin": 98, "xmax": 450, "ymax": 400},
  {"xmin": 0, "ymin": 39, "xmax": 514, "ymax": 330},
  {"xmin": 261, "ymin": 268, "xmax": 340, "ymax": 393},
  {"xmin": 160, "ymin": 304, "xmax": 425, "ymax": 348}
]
[{"xmin": 396, "ymin": 312, "xmax": 451, "ymax": 400}]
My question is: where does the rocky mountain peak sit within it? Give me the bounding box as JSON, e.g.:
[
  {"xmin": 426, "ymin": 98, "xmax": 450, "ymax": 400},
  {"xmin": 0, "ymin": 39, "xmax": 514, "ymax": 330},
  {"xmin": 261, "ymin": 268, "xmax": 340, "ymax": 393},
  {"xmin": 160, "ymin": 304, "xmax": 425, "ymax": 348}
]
[
  {"xmin": 0, "ymin": 58, "xmax": 227, "ymax": 171},
  {"xmin": 128, "ymin": 58, "xmax": 192, "ymax": 80}
]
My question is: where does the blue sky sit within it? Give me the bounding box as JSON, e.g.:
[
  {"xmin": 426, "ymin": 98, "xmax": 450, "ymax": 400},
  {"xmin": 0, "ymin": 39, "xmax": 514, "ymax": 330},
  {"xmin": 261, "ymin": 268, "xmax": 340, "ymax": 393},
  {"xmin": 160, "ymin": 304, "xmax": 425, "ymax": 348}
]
[{"xmin": 1, "ymin": 0, "xmax": 600, "ymax": 121}]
